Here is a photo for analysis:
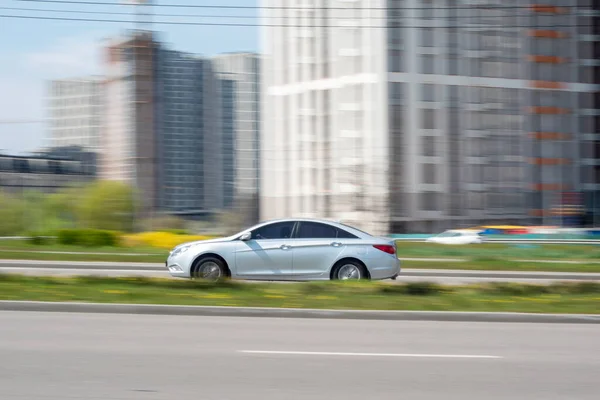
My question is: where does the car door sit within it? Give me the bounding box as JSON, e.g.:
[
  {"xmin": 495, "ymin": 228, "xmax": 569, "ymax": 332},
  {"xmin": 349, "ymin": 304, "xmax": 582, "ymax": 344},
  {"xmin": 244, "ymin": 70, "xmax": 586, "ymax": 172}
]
[
  {"xmin": 234, "ymin": 221, "xmax": 296, "ymax": 279},
  {"xmin": 292, "ymin": 221, "xmax": 347, "ymax": 279}
]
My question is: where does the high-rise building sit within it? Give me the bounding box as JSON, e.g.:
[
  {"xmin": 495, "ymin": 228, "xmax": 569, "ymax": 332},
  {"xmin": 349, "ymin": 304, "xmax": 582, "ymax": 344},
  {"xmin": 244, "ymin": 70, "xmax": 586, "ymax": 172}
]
[
  {"xmin": 103, "ymin": 31, "xmax": 158, "ymax": 215},
  {"xmin": 154, "ymin": 49, "xmax": 211, "ymax": 213},
  {"xmin": 212, "ymin": 53, "xmax": 261, "ymax": 225},
  {"xmin": 261, "ymin": 0, "xmax": 598, "ymax": 234},
  {"xmin": 48, "ymin": 77, "xmax": 103, "ymax": 152},
  {"xmin": 101, "ymin": 31, "xmax": 259, "ymax": 219}
]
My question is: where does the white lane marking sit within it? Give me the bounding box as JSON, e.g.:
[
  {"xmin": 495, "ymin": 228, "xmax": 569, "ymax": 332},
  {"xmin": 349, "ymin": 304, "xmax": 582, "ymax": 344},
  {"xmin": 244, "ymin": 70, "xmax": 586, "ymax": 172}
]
[{"xmin": 239, "ymin": 350, "xmax": 502, "ymax": 359}]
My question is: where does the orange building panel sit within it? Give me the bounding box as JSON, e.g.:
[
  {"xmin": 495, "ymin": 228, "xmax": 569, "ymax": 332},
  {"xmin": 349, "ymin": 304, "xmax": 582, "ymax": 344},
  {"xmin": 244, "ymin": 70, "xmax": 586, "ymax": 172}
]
[
  {"xmin": 527, "ymin": 55, "xmax": 567, "ymax": 64},
  {"xmin": 529, "ymin": 158, "xmax": 570, "ymax": 165},
  {"xmin": 530, "ymin": 5, "xmax": 568, "ymax": 14},
  {"xmin": 528, "ymin": 106, "xmax": 570, "ymax": 114},
  {"xmin": 531, "ymin": 184, "xmax": 568, "ymax": 191},
  {"xmin": 529, "ymin": 132, "xmax": 572, "ymax": 140},
  {"xmin": 528, "ymin": 30, "xmax": 567, "ymax": 38},
  {"xmin": 529, "ymin": 81, "xmax": 566, "ymax": 89}
]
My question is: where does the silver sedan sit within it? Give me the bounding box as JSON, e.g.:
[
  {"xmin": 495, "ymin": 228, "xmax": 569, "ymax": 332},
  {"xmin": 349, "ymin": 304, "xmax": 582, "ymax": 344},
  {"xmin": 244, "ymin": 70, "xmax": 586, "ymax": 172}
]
[{"xmin": 166, "ymin": 218, "xmax": 401, "ymax": 281}]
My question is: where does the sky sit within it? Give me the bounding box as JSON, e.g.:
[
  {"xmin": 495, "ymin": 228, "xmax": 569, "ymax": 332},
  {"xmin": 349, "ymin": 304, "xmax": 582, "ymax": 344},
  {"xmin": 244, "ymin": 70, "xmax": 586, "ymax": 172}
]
[{"xmin": 0, "ymin": 0, "xmax": 259, "ymax": 155}]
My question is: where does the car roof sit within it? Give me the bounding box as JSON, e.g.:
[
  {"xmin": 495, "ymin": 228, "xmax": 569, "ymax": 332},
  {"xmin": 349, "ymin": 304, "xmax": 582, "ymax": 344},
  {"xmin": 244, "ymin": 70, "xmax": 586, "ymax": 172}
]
[{"xmin": 251, "ymin": 218, "xmax": 372, "ymax": 238}]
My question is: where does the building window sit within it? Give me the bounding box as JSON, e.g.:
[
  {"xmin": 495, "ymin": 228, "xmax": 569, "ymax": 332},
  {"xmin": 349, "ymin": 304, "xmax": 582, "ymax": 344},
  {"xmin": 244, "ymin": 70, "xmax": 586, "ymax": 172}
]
[
  {"xmin": 420, "ymin": 0, "xmax": 434, "ymax": 19},
  {"xmin": 421, "ymin": 109, "xmax": 436, "ymax": 129},
  {"xmin": 389, "ymin": 82, "xmax": 403, "ymax": 104},
  {"xmin": 421, "ymin": 136, "xmax": 437, "ymax": 156},
  {"xmin": 422, "ymin": 163, "xmax": 437, "ymax": 184},
  {"xmin": 389, "ymin": 50, "xmax": 403, "ymax": 73},
  {"xmin": 421, "ymin": 84, "xmax": 435, "ymax": 102},
  {"xmin": 420, "ymin": 29, "xmax": 435, "ymax": 47},
  {"xmin": 420, "ymin": 55, "xmax": 436, "ymax": 74},
  {"xmin": 421, "ymin": 191, "xmax": 439, "ymax": 211}
]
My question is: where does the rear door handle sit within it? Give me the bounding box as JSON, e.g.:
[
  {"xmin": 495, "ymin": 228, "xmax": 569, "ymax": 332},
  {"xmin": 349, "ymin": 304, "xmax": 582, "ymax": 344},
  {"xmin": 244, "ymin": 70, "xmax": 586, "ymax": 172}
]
[
  {"xmin": 280, "ymin": 244, "xmax": 291, "ymax": 250},
  {"xmin": 331, "ymin": 242, "xmax": 342, "ymax": 247}
]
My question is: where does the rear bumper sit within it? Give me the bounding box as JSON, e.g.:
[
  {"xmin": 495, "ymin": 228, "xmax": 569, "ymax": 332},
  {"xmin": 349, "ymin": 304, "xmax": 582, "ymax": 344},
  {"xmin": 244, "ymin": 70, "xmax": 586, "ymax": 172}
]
[{"xmin": 370, "ymin": 258, "xmax": 401, "ymax": 280}]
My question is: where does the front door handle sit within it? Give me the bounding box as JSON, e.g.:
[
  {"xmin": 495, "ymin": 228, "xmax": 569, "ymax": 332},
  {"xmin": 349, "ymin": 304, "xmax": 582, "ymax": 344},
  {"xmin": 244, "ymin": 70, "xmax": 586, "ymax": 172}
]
[
  {"xmin": 280, "ymin": 244, "xmax": 291, "ymax": 250},
  {"xmin": 331, "ymin": 242, "xmax": 342, "ymax": 247}
]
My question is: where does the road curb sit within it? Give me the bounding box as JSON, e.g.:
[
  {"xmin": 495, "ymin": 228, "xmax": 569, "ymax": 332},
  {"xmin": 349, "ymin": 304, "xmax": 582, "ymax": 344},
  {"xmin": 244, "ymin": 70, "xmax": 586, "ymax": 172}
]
[{"xmin": 1, "ymin": 301, "xmax": 598, "ymax": 324}]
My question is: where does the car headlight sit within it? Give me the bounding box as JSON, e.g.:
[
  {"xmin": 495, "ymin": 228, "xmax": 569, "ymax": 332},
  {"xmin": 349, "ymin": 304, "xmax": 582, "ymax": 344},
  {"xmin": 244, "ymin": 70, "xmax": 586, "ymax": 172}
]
[{"xmin": 170, "ymin": 245, "xmax": 191, "ymax": 257}]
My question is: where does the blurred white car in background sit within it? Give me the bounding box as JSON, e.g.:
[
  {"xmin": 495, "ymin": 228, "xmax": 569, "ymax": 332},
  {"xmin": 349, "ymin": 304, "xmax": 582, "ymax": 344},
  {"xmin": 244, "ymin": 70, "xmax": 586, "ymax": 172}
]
[{"xmin": 425, "ymin": 230, "xmax": 484, "ymax": 245}]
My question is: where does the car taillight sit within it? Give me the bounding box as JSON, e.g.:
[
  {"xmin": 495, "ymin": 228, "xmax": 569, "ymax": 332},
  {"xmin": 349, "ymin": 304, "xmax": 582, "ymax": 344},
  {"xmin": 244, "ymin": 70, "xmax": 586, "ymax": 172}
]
[{"xmin": 373, "ymin": 244, "xmax": 395, "ymax": 255}]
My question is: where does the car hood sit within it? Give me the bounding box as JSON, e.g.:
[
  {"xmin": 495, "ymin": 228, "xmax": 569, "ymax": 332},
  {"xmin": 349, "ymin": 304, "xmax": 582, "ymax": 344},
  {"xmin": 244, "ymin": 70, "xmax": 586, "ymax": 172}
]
[{"xmin": 176, "ymin": 235, "xmax": 237, "ymax": 249}]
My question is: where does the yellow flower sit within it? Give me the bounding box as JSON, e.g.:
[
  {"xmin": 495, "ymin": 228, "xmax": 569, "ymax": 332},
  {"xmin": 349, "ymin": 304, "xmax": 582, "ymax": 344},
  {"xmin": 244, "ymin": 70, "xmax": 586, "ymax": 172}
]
[
  {"xmin": 122, "ymin": 232, "xmax": 215, "ymax": 250},
  {"xmin": 311, "ymin": 295, "xmax": 337, "ymax": 300},
  {"xmin": 103, "ymin": 290, "xmax": 128, "ymax": 294},
  {"xmin": 201, "ymin": 293, "xmax": 232, "ymax": 299}
]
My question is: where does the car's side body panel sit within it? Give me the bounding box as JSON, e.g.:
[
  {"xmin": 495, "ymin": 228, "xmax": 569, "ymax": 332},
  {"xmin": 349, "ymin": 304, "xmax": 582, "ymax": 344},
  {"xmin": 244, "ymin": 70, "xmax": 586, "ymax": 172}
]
[{"xmin": 166, "ymin": 218, "xmax": 401, "ymax": 281}]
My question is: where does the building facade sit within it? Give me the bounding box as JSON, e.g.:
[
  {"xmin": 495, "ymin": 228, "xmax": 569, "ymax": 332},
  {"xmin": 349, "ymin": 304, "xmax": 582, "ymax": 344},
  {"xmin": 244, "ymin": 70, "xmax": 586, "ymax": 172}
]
[
  {"xmin": 103, "ymin": 31, "xmax": 158, "ymax": 215},
  {"xmin": 261, "ymin": 0, "xmax": 600, "ymax": 234},
  {"xmin": 154, "ymin": 49, "xmax": 208, "ymax": 213},
  {"xmin": 101, "ymin": 31, "xmax": 258, "ymax": 218},
  {"xmin": 48, "ymin": 77, "xmax": 103, "ymax": 152},
  {"xmin": 0, "ymin": 153, "xmax": 93, "ymax": 194},
  {"xmin": 36, "ymin": 145, "xmax": 98, "ymax": 177},
  {"xmin": 212, "ymin": 53, "xmax": 261, "ymax": 225}
]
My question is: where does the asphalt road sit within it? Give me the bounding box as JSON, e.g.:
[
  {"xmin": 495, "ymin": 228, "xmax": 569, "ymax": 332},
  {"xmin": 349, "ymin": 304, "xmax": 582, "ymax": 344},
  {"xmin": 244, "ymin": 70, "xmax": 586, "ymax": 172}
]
[
  {"xmin": 0, "ymin": 312, "xmax": 598, "ymax": 400},
  {"xmin": 1, "ymin": 260, "xmax": 599, "ymax": 284}
]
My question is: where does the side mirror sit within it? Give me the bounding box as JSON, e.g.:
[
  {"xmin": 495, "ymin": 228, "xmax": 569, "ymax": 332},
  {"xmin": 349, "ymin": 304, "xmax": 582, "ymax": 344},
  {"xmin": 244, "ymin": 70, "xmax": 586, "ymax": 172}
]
[{"xmin": 240, "ymin": 232, "xmax": 252, "ymax": 241}]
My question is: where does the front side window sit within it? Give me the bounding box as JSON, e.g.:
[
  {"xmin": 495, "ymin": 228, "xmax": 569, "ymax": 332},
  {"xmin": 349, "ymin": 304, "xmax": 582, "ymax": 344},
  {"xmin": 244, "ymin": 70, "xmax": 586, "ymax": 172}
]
[{"xmin": 251, "ymin": 222, "xmax": 295, "ymax": 240}]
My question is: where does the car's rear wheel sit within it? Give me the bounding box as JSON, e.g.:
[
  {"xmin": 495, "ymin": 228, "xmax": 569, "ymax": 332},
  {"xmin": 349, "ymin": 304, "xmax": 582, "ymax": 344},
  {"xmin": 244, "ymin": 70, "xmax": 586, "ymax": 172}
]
[
  {"xmin": 331, "ymin": 260, "xmax": 367, "ymax": 280},
  {"xmin": 192, "ymin": 257, "xmax": 226, "ymax": 281}
]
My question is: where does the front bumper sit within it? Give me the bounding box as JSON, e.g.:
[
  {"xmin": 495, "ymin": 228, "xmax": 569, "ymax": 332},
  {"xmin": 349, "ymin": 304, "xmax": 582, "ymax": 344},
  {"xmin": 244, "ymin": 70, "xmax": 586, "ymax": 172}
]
[{"xmin": 165, "ymin": 253, "xmax": 193, "ymax": 278}]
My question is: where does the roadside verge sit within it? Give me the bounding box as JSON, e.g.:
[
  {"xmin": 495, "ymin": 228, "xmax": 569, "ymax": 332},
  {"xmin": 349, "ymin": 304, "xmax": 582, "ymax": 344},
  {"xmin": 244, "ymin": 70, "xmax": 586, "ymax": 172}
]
[{"xmin": 1, "ymin": 300, "xmax": 598, "ymax": 324}]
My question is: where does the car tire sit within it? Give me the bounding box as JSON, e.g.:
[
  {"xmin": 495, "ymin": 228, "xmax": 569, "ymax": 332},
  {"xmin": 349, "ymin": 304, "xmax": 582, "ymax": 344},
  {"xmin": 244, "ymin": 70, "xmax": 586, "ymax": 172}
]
[
  {"xmin": 331, "ymin": 260, "xmax": 368, "ymax": 281},
  {"xmin": 192, "ymin": 257, "xmax": 227, "ymax": 281}
]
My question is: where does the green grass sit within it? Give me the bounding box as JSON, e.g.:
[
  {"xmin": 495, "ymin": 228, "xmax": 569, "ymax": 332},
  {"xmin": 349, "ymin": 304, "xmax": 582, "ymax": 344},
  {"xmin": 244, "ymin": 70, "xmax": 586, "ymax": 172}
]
[
  {"xmin": 1, "ymin": 274, "xmax": 599, "ymax": 314},
  {"xmin": 395, "ymin": 242, "xmax": 600, "ymax": 260},
  {"xmin": 3, "ymin": 239, "xmax": 600, "ymax": 273},
  {"xmin": 403, "ymin": 259, "xmax": 600, "ymax": 273},
  {"xmin": 0, "ymin": 239, "xmax": 164, "ymax": 254},
  {"xmin": 0, "ymin": 239, "xmax": 167, "ymax": 263}
]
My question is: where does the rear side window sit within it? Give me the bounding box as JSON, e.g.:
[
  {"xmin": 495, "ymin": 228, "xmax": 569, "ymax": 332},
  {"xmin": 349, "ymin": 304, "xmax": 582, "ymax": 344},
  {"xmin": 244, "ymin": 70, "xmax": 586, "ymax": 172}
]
[
  {"xmin": 296, "ymin": 222, "xmax": 337, "ymax": 238},
  {"xmin": 296, "ymin": 222, "xmax": 358, "ymax": 239},
  {"xmin": 336, "ymin": 228, "xmax": 359, "ymax": 239}
]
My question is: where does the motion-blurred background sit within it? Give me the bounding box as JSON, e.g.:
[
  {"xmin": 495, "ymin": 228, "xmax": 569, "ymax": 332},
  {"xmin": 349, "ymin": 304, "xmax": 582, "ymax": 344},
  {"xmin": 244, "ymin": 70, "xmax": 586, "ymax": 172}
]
[{"xmin": 1, "ymin": 0, "xmax": 598, "ymax": 237}]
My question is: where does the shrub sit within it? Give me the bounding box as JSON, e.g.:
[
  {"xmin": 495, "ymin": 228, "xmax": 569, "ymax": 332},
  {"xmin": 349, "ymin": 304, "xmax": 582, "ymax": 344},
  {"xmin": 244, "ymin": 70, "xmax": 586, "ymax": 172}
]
[
  {"xmin": 162, "ymin": 229, "xmax": 188, "ymax": 235},
  {"xmin": 57, "ymin": 229, "xmax": 79, "ymax": 246},
  {"xmin": 479, "ymin": 282, "xmax": 551, "ymax": 296},
  {"xmin": 122, "ymin": 232, "xmax": 213, "ymax": 249},
  {"xmin": 57, "ymin": 229, "xmax": 120, "ymax": 247},
  {"xmin": 27, "ymin": 233, "xmax": 52, "ymax": 246},
  {"xmin": 139, "ymin": 215, "xmax": 187, "ymax": 233},
  {"xmin": 380, "ymin": 282, "xmax": 447, "ymax": 296}
]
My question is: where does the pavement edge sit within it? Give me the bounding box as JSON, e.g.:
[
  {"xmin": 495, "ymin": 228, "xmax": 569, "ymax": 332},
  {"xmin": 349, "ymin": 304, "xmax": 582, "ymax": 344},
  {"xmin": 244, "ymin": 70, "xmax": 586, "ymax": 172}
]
[{"xmin": 1, "ymin": 301, "xmax": 599, "ymax": 324}]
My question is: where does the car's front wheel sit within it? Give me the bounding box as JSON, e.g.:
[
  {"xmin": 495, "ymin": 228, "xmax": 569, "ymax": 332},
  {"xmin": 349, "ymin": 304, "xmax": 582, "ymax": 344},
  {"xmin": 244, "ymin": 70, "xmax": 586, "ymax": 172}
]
[
  {"xmin": 331, "ymin": 260, "xmax": 368, "ymax": 280},
  {"xmin": 192, "ymin": 257, "xmax": 227, "ymax": 281}
]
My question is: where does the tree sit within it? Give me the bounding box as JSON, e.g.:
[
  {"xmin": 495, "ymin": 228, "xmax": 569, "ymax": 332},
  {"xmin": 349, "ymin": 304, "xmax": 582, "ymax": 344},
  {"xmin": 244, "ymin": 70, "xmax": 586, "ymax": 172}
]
[
  {"xmin": 43, "ymin": 186, "xmax": 82, "ymax": 231},
  {"xmin": 76, "ymin": 181, "xmax": 136, "ymax": 232},
  {"xmin": 0, "ymin": 191, "xmax": 26, "ymax": 236}
]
